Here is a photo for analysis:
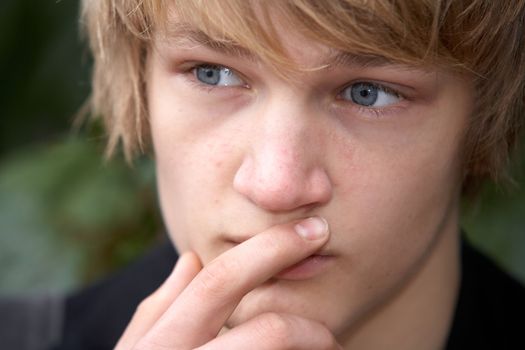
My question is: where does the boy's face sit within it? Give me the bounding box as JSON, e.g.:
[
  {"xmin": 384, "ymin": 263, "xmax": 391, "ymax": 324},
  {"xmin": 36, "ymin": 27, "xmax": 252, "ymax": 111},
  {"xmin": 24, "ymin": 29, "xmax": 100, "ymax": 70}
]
[{"xmin": 147, "ymin": 12, "xmax": 471, "ymax": 337}]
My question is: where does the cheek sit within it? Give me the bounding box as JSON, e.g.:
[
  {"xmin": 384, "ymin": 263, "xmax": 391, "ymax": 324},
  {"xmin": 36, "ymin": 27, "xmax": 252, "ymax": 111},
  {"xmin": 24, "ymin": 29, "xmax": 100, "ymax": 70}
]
[
  {"xmin": 330, "ymin": 110, "xmax": 465, "ymax": 296},
  {"xmin": 152, "ymin": 118, "xmax": 240, "ymax": 252}
]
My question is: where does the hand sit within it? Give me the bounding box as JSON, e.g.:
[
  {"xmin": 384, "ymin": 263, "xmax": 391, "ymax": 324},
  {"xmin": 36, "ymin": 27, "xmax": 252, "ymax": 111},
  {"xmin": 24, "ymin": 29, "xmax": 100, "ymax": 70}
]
[{"xmin": 115, "ymin": 217, "xmax": 343, "ymax": 349}]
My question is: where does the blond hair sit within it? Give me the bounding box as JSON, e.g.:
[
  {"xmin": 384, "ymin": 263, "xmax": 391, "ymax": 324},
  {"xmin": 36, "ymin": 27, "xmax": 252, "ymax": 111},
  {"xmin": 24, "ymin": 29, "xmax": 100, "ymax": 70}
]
[{"xmin": 80, "ymin": 0, "xmax": 525, "ymax": 193}]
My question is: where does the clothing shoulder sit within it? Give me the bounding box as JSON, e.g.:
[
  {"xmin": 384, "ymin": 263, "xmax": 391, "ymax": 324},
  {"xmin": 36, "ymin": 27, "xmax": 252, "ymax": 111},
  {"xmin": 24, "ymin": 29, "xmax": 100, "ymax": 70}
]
[
  {"xmin": 55, "ymin": 240, "xmax": 178, "ymax": 350},
  {"xmin": 0, "ymin": 293, "xmax": 63, "ymax": 350},
  {"xmin": 446, "ymin": 238, "xmax": 525, "ymax": 349}
]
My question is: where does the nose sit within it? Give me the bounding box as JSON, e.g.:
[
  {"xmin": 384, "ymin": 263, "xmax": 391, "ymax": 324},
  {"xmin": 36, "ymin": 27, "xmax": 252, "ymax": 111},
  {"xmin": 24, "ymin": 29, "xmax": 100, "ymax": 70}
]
[{"xmin": 233, "ymin": 100, "xmax": 333, "ymax": 212}]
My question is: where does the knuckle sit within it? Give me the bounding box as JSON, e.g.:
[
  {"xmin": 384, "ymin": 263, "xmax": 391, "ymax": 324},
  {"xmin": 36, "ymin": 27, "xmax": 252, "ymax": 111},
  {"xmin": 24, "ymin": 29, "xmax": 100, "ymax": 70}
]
[
  {"xmin": 318, "ymin": 331, "xmax": 338, "ymax": 350},
  {"xmin": 311, "ymin": 323, "xmax": 338, "ymax": 350},
  {"xmin": 255, "ymin": 313, "xmax": 293, "ymax": 346},
  {"xmin": 194, "ymin": 258, "xmax": 237, "ymax": 299},
  {"xmin": 254, "ymin": 314, "xmax": 339, "ymax": 350}
]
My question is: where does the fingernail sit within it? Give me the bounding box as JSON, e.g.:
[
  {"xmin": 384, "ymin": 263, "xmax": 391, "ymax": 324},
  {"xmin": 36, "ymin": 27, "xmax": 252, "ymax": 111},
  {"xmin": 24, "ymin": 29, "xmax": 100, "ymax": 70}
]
[{"xmin": 294, "ymin": 217, "xmax": 328, "ymax": 240}]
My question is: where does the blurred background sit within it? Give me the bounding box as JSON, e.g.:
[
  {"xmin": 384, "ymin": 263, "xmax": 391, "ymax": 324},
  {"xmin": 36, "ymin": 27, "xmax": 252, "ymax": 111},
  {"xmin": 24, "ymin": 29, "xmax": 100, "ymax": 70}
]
[
  {"xmin": 0, "ymin": 0, "xmax": 163, "ymax": 295},
  {"xmin": 0, "ymin": 0, "xmax": 524, "ymax": 296}
]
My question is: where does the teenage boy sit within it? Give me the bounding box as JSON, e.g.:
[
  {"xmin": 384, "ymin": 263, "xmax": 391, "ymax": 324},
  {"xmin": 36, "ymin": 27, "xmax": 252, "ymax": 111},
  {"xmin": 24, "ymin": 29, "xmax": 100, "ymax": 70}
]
[{"xmin": 9, "ymin": 1, "xmax": 525, "ymax": 349}]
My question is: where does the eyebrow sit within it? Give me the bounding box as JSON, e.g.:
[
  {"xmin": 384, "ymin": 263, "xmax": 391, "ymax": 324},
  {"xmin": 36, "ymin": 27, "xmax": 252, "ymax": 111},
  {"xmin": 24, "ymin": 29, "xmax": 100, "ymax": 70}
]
[
  {"xmin": 327, "ymin": 52, "xmax": 397, "ymax": 69},
  {"xmin": 162, "ymin": 23, "xmax": 397, "ymax": 70},
  {"xmin": 163, "ymin": 23, "xmax": 258, "ymax": 61}
]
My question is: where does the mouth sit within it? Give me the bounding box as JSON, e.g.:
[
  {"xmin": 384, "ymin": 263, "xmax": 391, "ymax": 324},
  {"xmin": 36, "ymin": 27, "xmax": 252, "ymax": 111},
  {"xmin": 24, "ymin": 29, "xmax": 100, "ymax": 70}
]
[
  {"xmin": 223, "ymin": 233, "xmax": 335, "ymax": 281},
  {"xmin": 274, "ymin": 254, "xmax": 335, "ymax": 280}
]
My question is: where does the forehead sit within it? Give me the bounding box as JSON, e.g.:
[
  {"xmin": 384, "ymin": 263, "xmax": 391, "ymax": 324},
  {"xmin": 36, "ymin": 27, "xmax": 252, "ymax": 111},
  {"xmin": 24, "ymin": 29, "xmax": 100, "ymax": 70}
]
[
  {"xmin": 155, "ymin": 5, "xmax": 430, "ymax": 78},
  {"xmin": 152, "ymin": 0, "xmax": 445, "ymax": 71}
]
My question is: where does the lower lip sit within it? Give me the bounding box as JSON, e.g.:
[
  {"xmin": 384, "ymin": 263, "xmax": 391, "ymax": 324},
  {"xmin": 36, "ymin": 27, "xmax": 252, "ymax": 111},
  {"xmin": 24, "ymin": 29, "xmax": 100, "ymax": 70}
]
[{"xmin": 275, "ymin": 255, "xmax": 334, "ymax": 280}]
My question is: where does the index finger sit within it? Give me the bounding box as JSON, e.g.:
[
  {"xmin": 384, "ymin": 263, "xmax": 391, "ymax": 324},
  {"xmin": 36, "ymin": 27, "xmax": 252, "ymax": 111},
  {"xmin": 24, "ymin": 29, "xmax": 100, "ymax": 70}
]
[{"xmin": 139, "ymin": 216, "xmax": 329, "ymax": 349}]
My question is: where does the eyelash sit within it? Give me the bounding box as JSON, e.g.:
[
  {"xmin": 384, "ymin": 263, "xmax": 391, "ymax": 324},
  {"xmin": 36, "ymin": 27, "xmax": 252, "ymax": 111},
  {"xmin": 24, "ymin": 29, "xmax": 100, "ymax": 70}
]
[
  {"xmin": 336, "ymin": 83, "xmax": 405, "ymax": 119},
  {"xmin": 185, "ymin": 63, "xmax": 406, "ymax": 118},
  {"xmin": 186, "ymin": 63, "xmax": 249, "ymax": 93},
  {"xmin": 354, "ymin": 104, "xmax": 401, "ymax": 119}
]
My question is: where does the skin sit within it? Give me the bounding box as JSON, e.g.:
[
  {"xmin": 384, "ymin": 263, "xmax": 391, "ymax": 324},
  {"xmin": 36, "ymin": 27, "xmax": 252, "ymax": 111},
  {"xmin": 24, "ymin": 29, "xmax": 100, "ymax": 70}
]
[{"xmin": 116, "ymin": 12, "xmax": 472, "ymax": 350}]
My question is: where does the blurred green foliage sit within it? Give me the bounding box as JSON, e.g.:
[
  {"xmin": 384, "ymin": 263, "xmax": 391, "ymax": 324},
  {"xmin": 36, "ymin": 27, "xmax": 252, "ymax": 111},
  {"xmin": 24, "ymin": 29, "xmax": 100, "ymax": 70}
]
[
  {"xmin": 0, "ymin": 0, "xmax": 90, "ymax": 154},
  {"xmin": 0, "ymin": 136, "xmax": 161, "ymax": 294},
  {"xmin": 462, "ymin": 151, "xmax": 525, "ymax": 283},
  {"xmin": 0, "ymin": 0, "xmax": 523, "ymax": 296}
]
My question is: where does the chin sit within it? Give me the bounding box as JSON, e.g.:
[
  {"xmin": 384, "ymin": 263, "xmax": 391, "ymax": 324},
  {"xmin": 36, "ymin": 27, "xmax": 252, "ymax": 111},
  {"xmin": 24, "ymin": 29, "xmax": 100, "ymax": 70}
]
[{"xmin": 225, "ymin": 279, "xmax": 343, "ymax": 332}]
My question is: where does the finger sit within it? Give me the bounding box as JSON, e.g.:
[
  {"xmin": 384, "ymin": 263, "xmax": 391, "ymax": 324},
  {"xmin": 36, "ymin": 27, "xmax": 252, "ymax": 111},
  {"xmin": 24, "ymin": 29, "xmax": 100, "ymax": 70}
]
[
  {"xmin": 140, "ymin": 216, "xmax": 330, "ymax": 349},
  {"xmin": 197, "ymin": 313, "xmax": 343, "ymax": 350},
  {"xmin": 115, "ymin": 251, "xmax": 202, "ymax": 350}
]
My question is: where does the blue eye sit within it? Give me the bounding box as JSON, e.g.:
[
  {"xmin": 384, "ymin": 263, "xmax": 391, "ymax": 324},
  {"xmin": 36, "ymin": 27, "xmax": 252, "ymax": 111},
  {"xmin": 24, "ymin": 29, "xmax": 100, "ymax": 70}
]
[
  {"xmin": 341, "ymin": 82, "xmax": 401, "ymax": 107},
  {"xmin": 194, "ymin": 65, "xmax": 244, "ymax": 86}
]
